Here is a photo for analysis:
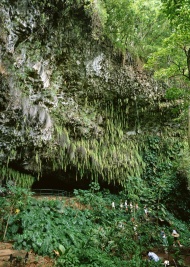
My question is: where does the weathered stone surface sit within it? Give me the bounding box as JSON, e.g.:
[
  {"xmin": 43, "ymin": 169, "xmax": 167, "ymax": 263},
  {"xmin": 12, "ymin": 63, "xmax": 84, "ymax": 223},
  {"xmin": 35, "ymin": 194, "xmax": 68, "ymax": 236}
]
[{"xmin": 0, "ymin": 1, "xmax": 183, "ymax": 185}]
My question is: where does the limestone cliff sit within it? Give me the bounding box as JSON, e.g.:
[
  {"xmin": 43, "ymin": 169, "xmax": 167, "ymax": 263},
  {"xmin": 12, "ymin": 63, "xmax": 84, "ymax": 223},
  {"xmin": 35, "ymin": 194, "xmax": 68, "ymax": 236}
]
[{"xmin": 0, "ymin": 0, "xmax": 184, "ymax": 188}]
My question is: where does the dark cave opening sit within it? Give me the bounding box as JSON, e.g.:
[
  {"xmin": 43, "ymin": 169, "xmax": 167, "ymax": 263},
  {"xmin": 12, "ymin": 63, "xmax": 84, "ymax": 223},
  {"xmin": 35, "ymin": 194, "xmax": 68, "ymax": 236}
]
[
  {"xmin": 32, "ymin": 171, "xmax": 90, "ymax": 192},
  {"xmin": 32, "ymin": 169, "xmax": 122, "ymax": 194},
  {"xmin": 6, "ymin": 162, "xmax": 122, "ymax": 194}
]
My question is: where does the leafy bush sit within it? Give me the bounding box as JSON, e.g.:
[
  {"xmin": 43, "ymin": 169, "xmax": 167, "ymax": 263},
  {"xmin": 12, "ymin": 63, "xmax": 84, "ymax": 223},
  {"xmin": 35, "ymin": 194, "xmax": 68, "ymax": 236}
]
[{"xmin": 1, "ymin": 186, "xmax": 190, "ymax": 266}]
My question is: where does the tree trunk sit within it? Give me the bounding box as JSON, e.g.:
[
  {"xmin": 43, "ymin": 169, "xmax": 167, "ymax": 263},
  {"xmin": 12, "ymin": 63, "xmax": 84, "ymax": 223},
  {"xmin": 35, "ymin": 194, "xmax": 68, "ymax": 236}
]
[
  {"xmin": 187, "ymin": 48, "xmax": 190, "ymax": 80},
  {"xmin": 188, "ymin": 106, "xmax": 190, "ymax": 149}
]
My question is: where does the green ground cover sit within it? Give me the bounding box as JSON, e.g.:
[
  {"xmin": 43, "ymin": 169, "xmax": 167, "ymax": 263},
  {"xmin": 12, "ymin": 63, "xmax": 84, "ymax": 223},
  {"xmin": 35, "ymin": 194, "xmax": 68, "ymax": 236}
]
[{"xmin": 0, "ymin": 184, "xmax": 190, "ymax": 266}]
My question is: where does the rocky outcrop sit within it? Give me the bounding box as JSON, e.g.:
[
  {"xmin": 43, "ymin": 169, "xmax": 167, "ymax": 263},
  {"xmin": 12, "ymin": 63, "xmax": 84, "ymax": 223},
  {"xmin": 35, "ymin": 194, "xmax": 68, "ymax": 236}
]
[{"xmin": 0, "ymin": 0, "xmax": 184, "ymax": 187}]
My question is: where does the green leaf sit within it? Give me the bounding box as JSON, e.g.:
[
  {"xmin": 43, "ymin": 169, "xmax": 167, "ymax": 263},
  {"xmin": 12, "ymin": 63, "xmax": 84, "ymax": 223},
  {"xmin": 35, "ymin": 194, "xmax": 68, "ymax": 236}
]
[{"xmin": 58, "ymin": 244, "xmax": 66, "ymax": 255}]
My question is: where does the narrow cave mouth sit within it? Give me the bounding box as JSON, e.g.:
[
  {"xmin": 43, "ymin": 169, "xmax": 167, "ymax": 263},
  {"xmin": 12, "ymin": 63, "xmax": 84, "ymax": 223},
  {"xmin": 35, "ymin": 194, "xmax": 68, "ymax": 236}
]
[
  {"xmin": 32, "ymin": 169, "xmax": 122, "ymax": 194},
  {"xmin": 32, "ymin": 170, "xmax": 91, "ymax": 193}
]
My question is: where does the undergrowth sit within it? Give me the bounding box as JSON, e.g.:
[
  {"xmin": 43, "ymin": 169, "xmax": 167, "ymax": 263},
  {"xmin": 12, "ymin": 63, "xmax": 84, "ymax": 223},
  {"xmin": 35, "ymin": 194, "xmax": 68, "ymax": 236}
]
[{"xmin": 0, "ymin": 184, "xmax": 190, "ymax": 266}]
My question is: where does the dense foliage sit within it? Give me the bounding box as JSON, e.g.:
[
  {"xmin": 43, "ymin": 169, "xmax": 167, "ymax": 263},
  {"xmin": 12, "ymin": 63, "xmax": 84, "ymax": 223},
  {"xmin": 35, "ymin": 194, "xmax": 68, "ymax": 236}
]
[
  {"xmin": 0, "ymin": 2, "xmax": 190, "ymax": 266},
  {"xmin": 0, "ymin": 185, "xmax": 190, "ymax": 266}
]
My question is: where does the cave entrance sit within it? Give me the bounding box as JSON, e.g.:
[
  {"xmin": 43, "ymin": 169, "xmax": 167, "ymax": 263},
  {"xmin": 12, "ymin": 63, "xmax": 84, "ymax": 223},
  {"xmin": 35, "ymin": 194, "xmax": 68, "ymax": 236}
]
[
  {"xmin": 32, "ymin": 169, "xmax": 121, "ymax": 194},
  {"xmin": 32, "ymin": 169, "xmax": 91, "ymax": 193}
]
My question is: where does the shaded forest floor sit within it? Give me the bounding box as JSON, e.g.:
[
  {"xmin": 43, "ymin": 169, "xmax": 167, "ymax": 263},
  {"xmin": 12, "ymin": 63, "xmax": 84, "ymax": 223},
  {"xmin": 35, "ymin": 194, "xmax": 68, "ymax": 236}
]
[
  {"xmin": 0, "ymin": 242, "xmax": 54, "ymax": 267},
  {"xmin": 1, "ymin": 241, "xmax": 190, "ymax": 267},
  {"xmin": 146, "ymin": 247, "xmax": 190, "ymax": 266},
  {"xmin": 1, "ymin": 195, "xmax": 190, "ymax": 267}
]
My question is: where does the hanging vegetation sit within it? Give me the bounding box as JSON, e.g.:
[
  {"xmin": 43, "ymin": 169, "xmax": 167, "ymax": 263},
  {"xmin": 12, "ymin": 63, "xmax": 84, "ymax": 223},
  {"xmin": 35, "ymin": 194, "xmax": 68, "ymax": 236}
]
[
  {"xmin": 0, "ymin": 0, "xmax": 188, "ymax": 193},
  {"xmin": 0, "ymin": 166, "xmax": 34, "ymax": 188}
]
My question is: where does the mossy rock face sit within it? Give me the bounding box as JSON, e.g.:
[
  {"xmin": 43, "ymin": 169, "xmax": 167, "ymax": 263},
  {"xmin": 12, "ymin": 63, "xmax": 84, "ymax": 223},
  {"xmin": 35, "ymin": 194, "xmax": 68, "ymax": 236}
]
[{"xmin": 0, "ymin": 1, "xmax": 185, "ymax": 187}]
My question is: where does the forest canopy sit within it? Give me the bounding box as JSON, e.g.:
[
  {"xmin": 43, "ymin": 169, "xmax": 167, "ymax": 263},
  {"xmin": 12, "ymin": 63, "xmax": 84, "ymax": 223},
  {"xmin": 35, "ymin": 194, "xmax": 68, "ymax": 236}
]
[{"xmin": 86, "ymin": 0, "xmax": 190, "ymax": 85}]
